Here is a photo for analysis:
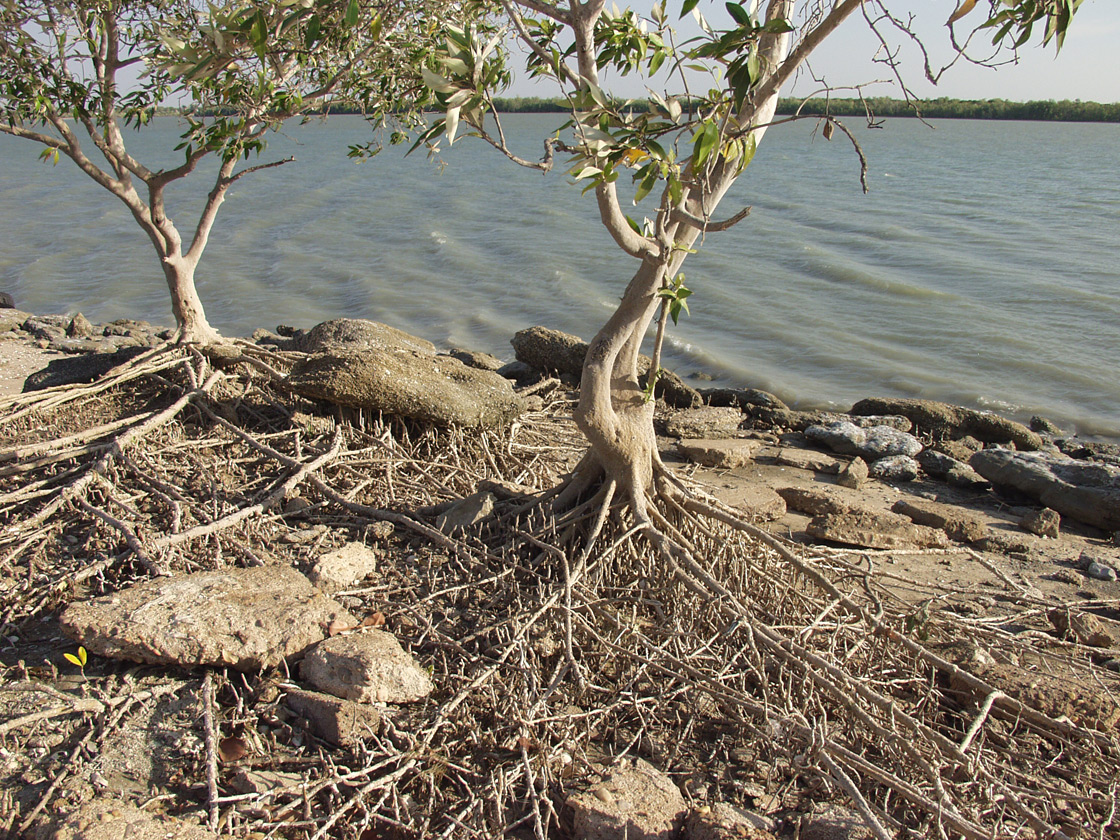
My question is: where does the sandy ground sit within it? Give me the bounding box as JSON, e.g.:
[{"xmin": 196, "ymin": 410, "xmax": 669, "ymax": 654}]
[{"xmin": 0, "ymin": 335, "xmax": 67, "ymax": 397}]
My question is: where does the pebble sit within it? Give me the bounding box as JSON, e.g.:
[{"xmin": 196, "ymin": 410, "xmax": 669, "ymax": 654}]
[{"xmin": 1086, "ymin": 561, "xmax": 1117, "ymax": 582}]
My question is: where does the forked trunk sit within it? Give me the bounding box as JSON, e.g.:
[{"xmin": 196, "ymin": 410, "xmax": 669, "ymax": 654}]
[{"xmin": 163, "ymin": 258, "xmax": 221, "ymax": 345}]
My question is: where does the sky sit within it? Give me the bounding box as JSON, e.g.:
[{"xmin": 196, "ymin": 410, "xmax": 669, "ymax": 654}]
[{"xmin": 506, "ymin": 0, "xmax": 1120, "ymax": 103}]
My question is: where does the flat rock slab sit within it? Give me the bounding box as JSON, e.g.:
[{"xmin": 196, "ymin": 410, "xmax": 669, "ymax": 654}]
[
  {"xmin": 660, "ymin": 407, "xmax": 742, "ymax": 439},
  {"xmin": 892, "ymin": 498, "xmax": 988, "ymax": 544},
  {"xmin": 285, "ymin": 687, "xmax": 383, "ymax": 747},
  {"xmin": 60, "ymin": 566, "xmax": 356, "ymax": 671},
  {"xmin": 807, "ymin": 510, "xmax": 950, "ymax": 550},
  {"xmin": 686, "ymin": 803, "xmax": 778, "ymax": 840},
  {"xmin": 567, "ymin": 758, "xmax": 686, "ymax": 840},
  {"xmin": 773, "ymin": 448, "xmax": 843, "ymax": 474},
  {"xmin": 970, "ymin": 449, "xmax": 1120, "ymax": 531},
  {"xmin": 713, "ymin": 484, "xmax": 787, "ymax": 523},
  {"xmin": 300, "ymin": 630, "xmax": 433, "ymax": 704},
  {"xmin": 43, "ymin": 797, "xmax": 216, "ymax": 840},
  {"xmin": 286, "ymin": 349, "xmax": 526, "ymax": 430},
  {"xmin": 806, "ymin": 421, "xmax": 922, "ymax": 461},
  {"xmin": 677, "ymin": 438, "xmax": 762, "ymax": 469}
]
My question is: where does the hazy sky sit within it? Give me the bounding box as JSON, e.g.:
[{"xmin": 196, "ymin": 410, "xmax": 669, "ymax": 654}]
[{"xmin": 507, "ymin": 0, "xmax": 1120, "ymax": 103}]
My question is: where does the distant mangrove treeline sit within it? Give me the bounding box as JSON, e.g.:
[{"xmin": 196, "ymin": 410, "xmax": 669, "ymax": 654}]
[
  {"xmin": 490, "ymin": 96, "xmax": 1120, "ymax": 122},
  {"xmin": 162, "ymin": 97, "xmax": 1119, "ymax": 122}
]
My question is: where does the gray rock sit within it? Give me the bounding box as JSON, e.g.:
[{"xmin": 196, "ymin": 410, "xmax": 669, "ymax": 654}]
[
  {"xmin": 773, "ymin": 447, "xmax": 843, "ymax": 474},
  {"xmin": 685, "ymin": 803, "xmax": 778, "ymax": 839},
  {"xmin": 1030, "ymin": 415, "xmax": 1062, "ymax": 436},
  {"xmin": 284, "ymin": 687, "xmax": 383, "ymax": 748},
  {"xmin": 851, "ymin": 397, "xmax": 1041, "ymax": 450},
  {"xmin": 285, "ymin": 349, "xmax": 526, "ymax": 430},
  {"xmin": 435, "ymin": 491, "xmax": 496, "ymax": 534},
  {"xmin": 60, "ymin": 566, "xmax": 355, "ymax": 671},
  {"xmin": 309, "ymin": 542, "xmax": 379, "ymax": 593},
  {"xmin": 1020, "ymin": 507, "xmax": 1061, "ymax": 538},
  {"xmin": 868, "ymin": 454, "xmax": 920, "ymax": 482},
  {"xmin": 677, "ymin": 438, "xmax": 762, "ymax": 469},
  {"xmin": 805, "ymin": 421, "xmax": 922, "ymax": 461},
  {"xmin": 300, "ymin": 630, "xmax": 433, "ymax": 704},
  {"xmin": 445, "ymin": 347, "xmax": 503, "ymax": 371},
  {"xmin": 700, "ymin": 387, "xmax": 788, "ymax": 412},
  {"xmin": 836, "ymin": 456, "xmax": 869, "ymax": 489},
  {"xmin": 102, "ymin": 318, "xmax": 156, "ymax": 339},
  {"xmin": 892, "ymin": 499, "xmax": 987, "ymax": 543},
  {"xmin": 845, "ymin": 414, "xmax": 912, "ymax": 432},
  {"xmin": 1084, "ymin": 559, "xmax": 1118, "ymax": 582},
  {"xmin": 66, "ymin": 312, "xmax": 95, "ymax": 338},
  {"xmin": 1056, "ymin": 437, "xmax": 1120, "ymax": 469},
  {"xmin": 22, "ymin": 315, "xmax": 68, "ymax": 344},
  {"xmin": 0, "ymin": 307, "xmax": 30, "ymax": 332},
  {"xmin": 0, "ymin": 291, "xmax": 13, "ymax": 309},
  {"xmin": 776, "ymin": 487, "xmax": 848, "ymax": 516},
  {"xmin": 38, "ymin": 796, "xmax": 216, "ymax": 840},
  {"xmin": 511, "ymin": 325, "xmax": 701, "ymax": 408},
  {"xmin": 799, "ymin": 803, "xmax": 873, "ymax": 840},
  {"xmin": 806, "ymin": 510, "xmax": 950, "ymax": 550},
  {"xmin": 660, "ymin": 406, "xmax": 742, "ymax": 439},
  {"xmin": 294, "ymin": 318, "xmax": 436, "ymax": 355},
  {"xmin": 567, "ymin": 758, "xmax": 686, "ymax": 840},
  {"xmin": 969, "ymin": 449, "xmax": 1120, "ymax": 531}
]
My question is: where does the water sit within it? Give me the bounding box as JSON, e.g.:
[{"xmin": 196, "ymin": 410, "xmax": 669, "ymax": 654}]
[{"xmin": 1, "ymin": 115, "xmax": 1118, "ymax": 439}]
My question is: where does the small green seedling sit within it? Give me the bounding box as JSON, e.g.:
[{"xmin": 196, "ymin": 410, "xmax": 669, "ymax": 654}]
[{"xmin": 63, "ymin": 645, "xmax": 88, "ymax": 675}]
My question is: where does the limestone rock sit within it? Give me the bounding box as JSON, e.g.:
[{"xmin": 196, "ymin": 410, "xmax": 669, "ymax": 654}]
[
  {"xmin": 286, "ymin": 349, "xmax": 526, "ymax": 430},
  {"xmin": 39, "ymin": 796, "xmax": 216, "ymax": 840},
  {"xmin": 309, "ymin": 542, "xmax": 379, "ymax": 593},
  {"xmin": 774, "ymin": 448, "xmax": 843, "ymax": 474},
  {"xmin": 445, "ymin": 347, "xmax": 504, "ymax": 371},
  {"xmin": 435, "ymin": 491, "xmax": 496, "ymax": 534},
  {"xmin": 685, "ymin": 803, "xmax": 778, "ymax": 840},
  {"xmin": 969, "ymin": 449, "xmax": 1120, "ymax": 531},
  {"xmin": 294, "ymin": 318, "xmax": 436, "ymax": 355},
  {"xmin": 868, "ymin": 454, "xmax": 920, "ymax": 481},
  {"xmin": 1021, "ymin": 507, "xmax": 1061, "ymax": 538},
  {"xmin": 806, "ymin": 510, "xmax": 950, "ymax": 550},
  {"xmin": 284, "ymin": 687, "xmax": 383, "ymax": 747},
  {"xmin": 0, "ymin": 306, "xmax": 29, "ymax": 331},
  {"xmin": 851, "ymin": 397, "xmax": 1041, "ymax": 450},
  {"xmin": 300, "ymin": 630, "xmax": 432, "ymax": 704},
  {"xmin": 836, "ymin": 457, "xmax": 869, "ymax": 489},
  {"xmin": 1048, "ymin": 609, "xmax": 1119, "ymax": 648},
  {"xmin": 677, "ymin": 438, "xmax": 762, "ymax": 469},
  {"xmin": 776, "ymin": 487, "xmax": 848, "ymax": 516},
  {"xmin": 566, "ymin": 758, "xmax": 686, "ymax": 840},
  {"xmin": 805, "ymin": 421, "xmax": 922, "ymax": 461},
  {"xmin": 700, "ymin": 387, "xmax": 788, "ymax": 413},
  {"xmin": 511, "ymin": 326, "xmax": 701, "ymax": 408},
  {"xmin": 798, "ymin": 803, "xmax": 873, "ymax": 840},
  {"xmin": 716, "ymin": 484, "xmax": 787, "ymax": 523},
  {"xmin": 891, "ymin": 499, "xmax": 987, "ymax": 544},
  {"xmin": 66, "ymin": 312, "xmax": 95, "ymax": 338},
  {"xmin": 1081, "ymin": 550, "xmax": 1118, "ymax": 581},
  {"xmin": 660, "ymin": 407, "xmax": 742, "ymax": 439},
  {"xmin": 918, "ymin": 449, "xmax": 989, "ymax": 488},
  {"xmin": 0, "ymin": 291, "xmax": 13, "ymax": 309},
  {"xmin": 60, "ymin": 566, "xmax": 355, "ymax": 671}
]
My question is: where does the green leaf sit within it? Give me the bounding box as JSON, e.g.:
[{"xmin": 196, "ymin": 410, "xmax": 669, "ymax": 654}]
[
  {"xmin": 305, "ymin": 14, "xmax": 321, "ymax": 47},
  {"xmin": 725, "ymin": 3, "xmax": 751, "ymax": 26},
  {"xmin": 693, "ymin": 120, "xmax": 719, "ymax": 167},
  {"xmin": 680, "ymin": 0, "xmax": 700, "ymax": 19},
  {"xmin": 634, "ymin": 166, "xmax": 657, "ymax": 203},
  {"xmin": 344, "ymin": 0, "xmax": 360, "ymax": 28}
]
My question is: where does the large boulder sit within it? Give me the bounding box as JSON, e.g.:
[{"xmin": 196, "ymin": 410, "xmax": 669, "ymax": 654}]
[
  {"xmin": 285, "ymin": 349, "xmax": 526, "ymax": 430},
  {"xmin": 969, "ymin": 449, "xmax": 1120, "ymax": 531},
  {"xmin": 851, "ymin": 397, "xmax": 1041, "ymax": 450},
  {"xmin": 511, "ymin": 326, "xmax": 701, "ymax": 408},
  {"xmin": 293, "ymin": 318, "xmax": 436, "ymax": 355},
  {"xmin": 805, "ymin": 420, "xmax": 922, "ymax": 461},
  {"xmin": 60, "ymin": 566, "xmax": 355, "ymax": 671}
]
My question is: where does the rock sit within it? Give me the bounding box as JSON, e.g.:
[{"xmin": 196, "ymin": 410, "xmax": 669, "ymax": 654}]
[
  {"xmin": 435, "ymin": 491, "xmax": 496, "ymax": 534},
  {"xmin": 445, "ymin": 347, "xmax": 504, "ymax": 372},
  {"xmin": 799, "ymin": 803, "xmax": 873, "ymax": 840},
  {"xmin": 22, "ymin": 315, "xmax": 68, "ymax": 344},
  {"xmin": 23, "ymin": 346, "xmax": 148, "ymax": 392},
  {"xmin": 700, "ymin": 387, "xmax": 788, "ymax": 413},
  {"xmin": 944, "ymin": 463, "xmax": 990, "ymax": 490},
  {"xmin": 851, "ymin": 397, "xmax": 1042, "ymax": 450},
  {"xmin": 566, "ymin": 758, "xmax": 686, "ymax": 840},
  {"xmin": 38, "ymin": 796, "xmax": 216, "ymax": 840},
  {"xmin": 806, "ymin": 510, "xmax": 950, "ymax": 550},
  {"xmin": 1047, "ymin": 609, "xmax": 1119, "ymax": 648},
  {"xmin": 1056, "ymin": 437, "xmax": 1120, "ymax": 468},
  {"xmin": 66, "ymin": 313, "xmax": 95, "ymax": 338},
  {"xmin": 300, "ymin": 630, "xmax": 433, "ymax": 704},
  {"xmin": 1020, "ymin": 507, "xmax": 1061, "ymax": 538},
  {"xmin": 685, "ymin": 803, "xmax": 778, "ymax": 840},
  {"xmin": 309, "ymin": 542, "xmax": 379, "ymax": 593},
  {"xmin": 60, "ymin": 566, "xmax": 355, "ymax": 671},
  {"xmin": 102, "ymin": 318, "xmax": 156, "ymax": 339},
  {"xmin": 969, "ymin": 449, "xmax": 1120, "ymax": 531},
  {"xmin": 294, "ymin": 318, "xmax": 436, "ymax": 355},
  {"xmin": 0, "ymin": 307, "xmax": 29, "ymax": 332},
  {"xmin": 660, "ymin": 406, "xmax": 742, "ymax": 439},
  {"xmin": 230, "ymin": 768, "xmax": 306, "ymax": 795},
  {"xmin": 284, "ymin": 687, "xmax": 383, "ymax": 748},
  {"xmin": 868, "ymin": 454, "xmax": 920, "ymax": 481},
  {"xmin": 756, "ymin": 408, "xmax": 837, "ymax": 431},
  {"xmin": 805, "ymin": 421, "xmax": 922, "ymax": 461},
  {"xmin": 285, "ymin": 349, "xmax": 526, "ymax": 430},
  {"xmin": 844, "ymin": 414, "xmax": 912, "ymax": 432},
  {"xmin": 511, "ymin": 326, "xmax": 701, "ymax": 408},
  {"xmin": 836, "ymin": 457, "xmax": 869, "ymax": 489},
  {"xmin": 715, "ymin": 484, "xmax": 787, "ymax": 523},
  {"xmin": 0, "ymin": 292, "xmax": 13, "ymax": 309},
  {"xmin": 776, "ymin": 487, "xmax": 847, "ymax": 516},
  {"xmin": 891, "ymin": 499, "xmax": 988, "ymax": 544},
  {"xmin": 773, "ymin": 448, "xmax": 843, "ymax": 474},
  {"xmin": 1083, "ymin": 556, "xmax": 1118, "ymax": 582},
  {"xmin": 496, "ymin": 359, "xmax": 536, "ymax": 384},
  {"xmin": 918, "ymin": 449, "xmax": 989, "ymax": 488},
  {"xmin": 677, "ymin": 438, "xmax": 762, "ymax": 469},
  {"xmin": 932, "ymin": 438, "xmax": 983, "ymax": 462},
  {"xmin": 1031, "ymin": 415, "xmax": 1062, "ymax": 436}
]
